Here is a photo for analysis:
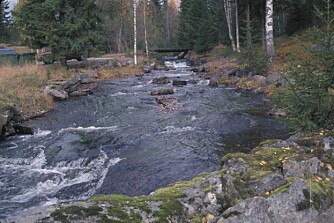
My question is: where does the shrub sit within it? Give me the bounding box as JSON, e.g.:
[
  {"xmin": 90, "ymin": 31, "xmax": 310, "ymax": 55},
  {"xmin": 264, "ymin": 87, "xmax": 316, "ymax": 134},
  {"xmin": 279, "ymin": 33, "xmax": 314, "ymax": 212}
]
[{"xmin": 237, "ymin": 47, "xmax": 269, "ymax": 75}]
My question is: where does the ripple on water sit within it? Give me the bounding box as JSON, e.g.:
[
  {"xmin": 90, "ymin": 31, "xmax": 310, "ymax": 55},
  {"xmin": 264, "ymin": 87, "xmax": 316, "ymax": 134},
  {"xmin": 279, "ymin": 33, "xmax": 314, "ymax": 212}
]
[
  {"xmin": 58, "ymin": 126, "xmax": 118, "ymax": 134},
  {"xmin": 161, "ymin": 126, "xmax": 197, "ymax": 134}
]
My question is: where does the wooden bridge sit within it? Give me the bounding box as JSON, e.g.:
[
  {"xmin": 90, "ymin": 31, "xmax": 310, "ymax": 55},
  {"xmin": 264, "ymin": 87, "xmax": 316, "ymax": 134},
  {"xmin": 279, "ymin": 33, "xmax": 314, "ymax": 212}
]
[{"xmin": 149, "ymin": 48, "xmax": 192, "ymax": 59}]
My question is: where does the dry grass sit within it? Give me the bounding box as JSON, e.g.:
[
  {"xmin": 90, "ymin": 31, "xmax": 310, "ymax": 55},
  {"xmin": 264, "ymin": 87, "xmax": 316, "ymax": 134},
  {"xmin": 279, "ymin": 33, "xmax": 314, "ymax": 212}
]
[
  {"xmin": 270, "ymin": 36, "xmax": 313, "ymax": 75},
  {"xmin": 0, "ymin": 63, "xmax": 53, "ymax": 116},
  {"xmin": 0, "ymin": 61, "xmax": 144, "ymax": 116}
]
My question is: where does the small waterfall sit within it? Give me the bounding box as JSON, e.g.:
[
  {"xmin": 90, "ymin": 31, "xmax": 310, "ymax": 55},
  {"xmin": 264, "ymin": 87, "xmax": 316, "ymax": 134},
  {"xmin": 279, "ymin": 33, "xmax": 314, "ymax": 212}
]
[{"xmin": 164, "ymin": 59, "xmax": 190, "ymax": 69}]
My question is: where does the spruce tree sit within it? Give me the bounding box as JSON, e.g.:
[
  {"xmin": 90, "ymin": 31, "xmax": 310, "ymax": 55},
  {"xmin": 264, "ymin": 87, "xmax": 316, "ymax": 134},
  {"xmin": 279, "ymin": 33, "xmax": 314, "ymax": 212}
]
[
  {"xmin": 176, "ymin": 0, "xmax": 194, "ymax": 48},
  {"xmin": 275, "ymin": 0, "xmax": 334, "ymax": 132},
  {"xmin": 14, "ymin": 0, "xmax": 101, "ymax": 66},
  {"xmin": 177, "ymin": 0, "xmax": 222, "ymax": 52}
]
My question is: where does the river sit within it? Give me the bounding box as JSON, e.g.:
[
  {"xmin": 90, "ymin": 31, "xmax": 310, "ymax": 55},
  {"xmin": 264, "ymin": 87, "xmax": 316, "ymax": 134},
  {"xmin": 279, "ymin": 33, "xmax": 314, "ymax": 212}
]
[{"xmin": 0, "ymin": 63, "xmax": 288, "ymax": 219}]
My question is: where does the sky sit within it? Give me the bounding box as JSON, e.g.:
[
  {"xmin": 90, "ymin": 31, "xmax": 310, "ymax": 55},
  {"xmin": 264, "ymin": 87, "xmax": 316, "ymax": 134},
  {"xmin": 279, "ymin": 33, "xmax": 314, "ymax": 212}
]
[{"xmin": 8, "ymin": 0, "xmax": 18, "ymax": 11}]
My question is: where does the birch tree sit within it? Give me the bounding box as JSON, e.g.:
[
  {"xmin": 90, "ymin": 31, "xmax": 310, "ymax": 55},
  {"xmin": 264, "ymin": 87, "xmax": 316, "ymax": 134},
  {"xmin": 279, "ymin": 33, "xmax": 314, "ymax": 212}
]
[
  {"xmin": 265, "ymin": 0, "xmax": 275, "ymax": 58},
  {"xmin": 133, "ymin": 0, "xmax": 137, "ymax": 65},
  {"xmin": 143, "ymin": 0, "xmax": 148, "ymax": 57},
  {"xmin": 223, "ymin": 0, "xmax": 236, "ymax": 51},
  {"xmin": 235, "ymin": 0, "xmax": 240, "ymax": 52}
]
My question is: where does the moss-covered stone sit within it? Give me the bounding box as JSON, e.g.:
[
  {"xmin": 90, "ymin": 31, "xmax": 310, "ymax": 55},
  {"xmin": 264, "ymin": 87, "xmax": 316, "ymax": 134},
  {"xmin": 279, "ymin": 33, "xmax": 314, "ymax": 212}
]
[
  {"xmin": 51, "ymin": 205, "xmax": 103, "ymax": 222},
  {"xmin": 47, "ymin": 131, "xmax": 334, "ymax": 223}
]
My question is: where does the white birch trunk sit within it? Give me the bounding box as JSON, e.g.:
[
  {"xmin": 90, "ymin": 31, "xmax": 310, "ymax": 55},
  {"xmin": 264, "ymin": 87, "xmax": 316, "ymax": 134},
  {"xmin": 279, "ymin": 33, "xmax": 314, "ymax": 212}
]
[
  {"xmin": 235, "ymin": 0, "xmax": 240, "ymax": 52},
  {"xmin": 265, "ymin": 0, "xmax": 275, "ymax": 58},
  {"xmin": 133, "ymin": 0, "xmax": 137, "ymax": 65},
  {"xmin": 223, "ymin": 0, "xmax": 236, "ymax": 52},
  {"xmin": 144, "ymin": 0, "xmax": 149, "ymax": 57}
]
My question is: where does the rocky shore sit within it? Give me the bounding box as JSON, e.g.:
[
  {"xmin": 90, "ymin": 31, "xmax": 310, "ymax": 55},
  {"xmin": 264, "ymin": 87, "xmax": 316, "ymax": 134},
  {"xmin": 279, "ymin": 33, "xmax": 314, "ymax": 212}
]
[{"xmin": 9, "ymin": 130, "xmax": 333, "ymax": 223}]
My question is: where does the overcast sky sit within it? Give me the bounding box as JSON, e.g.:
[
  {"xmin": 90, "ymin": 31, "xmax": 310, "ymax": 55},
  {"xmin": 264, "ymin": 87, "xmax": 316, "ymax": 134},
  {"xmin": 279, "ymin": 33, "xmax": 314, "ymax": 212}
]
[{"xmin": 8, "ymin": 0, "xmax": 18, "ymax": 11}]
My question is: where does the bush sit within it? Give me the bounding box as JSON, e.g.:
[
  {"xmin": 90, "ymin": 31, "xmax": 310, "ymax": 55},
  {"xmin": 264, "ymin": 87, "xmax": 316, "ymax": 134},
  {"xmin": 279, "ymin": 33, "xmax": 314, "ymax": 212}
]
[
  {"xmin": 237, "ymin": 47, "xmax": 269, "ymax": 75},
  {"xmin": 274, "ymin": 0, "xmax": 334, "ymax": 132}
]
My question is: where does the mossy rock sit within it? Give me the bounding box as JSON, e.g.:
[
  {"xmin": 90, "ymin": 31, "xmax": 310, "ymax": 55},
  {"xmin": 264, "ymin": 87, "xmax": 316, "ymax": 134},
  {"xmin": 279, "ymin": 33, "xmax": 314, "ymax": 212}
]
[{"xmin": 51, "ymin": 205, "xmax": 103, "ymax": 222}]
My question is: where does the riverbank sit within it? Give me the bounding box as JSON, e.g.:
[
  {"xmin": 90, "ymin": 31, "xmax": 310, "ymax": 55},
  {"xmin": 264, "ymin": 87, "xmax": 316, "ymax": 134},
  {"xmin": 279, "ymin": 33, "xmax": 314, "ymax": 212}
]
[
  {"xmin": 0, "ymin": 57, "xmax": 144, "ymax": 139},
  {"xmin": 8, "ymin": 130, "xmax": 334, "ymax": 222}
]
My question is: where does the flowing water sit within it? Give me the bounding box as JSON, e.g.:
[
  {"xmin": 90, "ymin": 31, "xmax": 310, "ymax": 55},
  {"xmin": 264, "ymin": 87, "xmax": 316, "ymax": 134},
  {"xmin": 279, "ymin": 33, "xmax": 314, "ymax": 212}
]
[{"xmin": 0, "ymin": 63, "xmax": 288, "ymax": 219}]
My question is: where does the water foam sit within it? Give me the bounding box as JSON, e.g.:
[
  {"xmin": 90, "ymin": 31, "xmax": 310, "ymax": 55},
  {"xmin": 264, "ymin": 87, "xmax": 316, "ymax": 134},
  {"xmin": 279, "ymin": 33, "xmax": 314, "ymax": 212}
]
[
  {"xmin": 58, "ymin": 126, "xmax": 118, "ymax": 134},
  {"xmin": 7, "ymin": 148, "xmax": 123, "ymax": 203},
  {"xmin": 165, "ymin": 61, "xmax": 189, "ymax": 68},
  {"xmin": 0, "ymin": 146, "xmax": 47, "ymax": 169},
  {"xmin": 162, "ymin": 126, "xmax": 196, "ymax": 134}
]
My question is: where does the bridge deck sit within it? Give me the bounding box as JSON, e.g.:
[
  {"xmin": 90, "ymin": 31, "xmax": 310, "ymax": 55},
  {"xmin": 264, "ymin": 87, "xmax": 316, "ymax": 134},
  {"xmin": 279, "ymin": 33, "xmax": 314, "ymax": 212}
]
[
  {"xmin": 150, "ymin": 49, "xmax": 191, "ymax": 53},
  {"xmin": 149, "ymin": 49, "xmax": 192, "ymax": 59}
]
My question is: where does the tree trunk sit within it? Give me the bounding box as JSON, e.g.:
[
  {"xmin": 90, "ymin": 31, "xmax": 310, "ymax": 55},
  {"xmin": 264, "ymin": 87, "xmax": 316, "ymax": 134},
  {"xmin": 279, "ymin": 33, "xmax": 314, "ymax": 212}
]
[
  {"xmin": 261, "ymin": 2, "xmax": 266, "ymax": 50},
  {"xmin": 246, "ymin": 2, "xmax": 252, "ymax": 66},
  {"xmin": 235, "ymin": 0, "xmax": 240, "ymax": 52},
  {"xmin": 223, "ymin": 0, "xmax": 236, "ymax": 52},
  {"xmin": 265, "ymin": 0, "xmax": 275, "ymax": 59},
  {"xmin": 144, "ymin": 0, "xmax": 149, "ymax": 57},
  {"xmin": 133, "ymin": 0, "xmax": 137, "ymax": 65}
]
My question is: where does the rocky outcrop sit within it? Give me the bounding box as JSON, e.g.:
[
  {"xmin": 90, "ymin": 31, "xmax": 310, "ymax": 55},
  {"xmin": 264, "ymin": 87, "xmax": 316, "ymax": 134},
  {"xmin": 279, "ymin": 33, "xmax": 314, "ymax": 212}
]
[
  {"xmin": 11, "ymin": 131, "xmax": 334, "ymax": 223},
  {"xmin": 45, "ymin": 72, "xmax": 98, "ymax": 100}
]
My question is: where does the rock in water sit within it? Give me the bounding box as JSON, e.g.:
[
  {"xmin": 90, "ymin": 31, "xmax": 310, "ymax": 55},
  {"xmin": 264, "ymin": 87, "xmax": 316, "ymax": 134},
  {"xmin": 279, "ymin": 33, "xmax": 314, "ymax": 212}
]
[
  {"xmin": 172, "ymin": 80, "xmax": 187, "ymax": 86},
  {"xmin": 152, "ymin": 77, "xmax": 171, "ymax": 84},
  {"xmin": 14, "ymin": 124, "xmax": 34, "ymax": 135},
  {"xmin": 151, "ymin": 88, "xmax": 174, "ymax": 96}
]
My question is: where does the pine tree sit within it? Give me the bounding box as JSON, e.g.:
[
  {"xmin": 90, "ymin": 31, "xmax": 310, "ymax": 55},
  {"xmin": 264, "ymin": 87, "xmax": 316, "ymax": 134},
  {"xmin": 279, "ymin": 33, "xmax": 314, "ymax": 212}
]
[
  {"xmin": 14, "ymin": 0, "xmax": 101, "ymax": 66},
  {"xmin": 275, "ymin": 0, "xmax": 334, "ymax": 132}
]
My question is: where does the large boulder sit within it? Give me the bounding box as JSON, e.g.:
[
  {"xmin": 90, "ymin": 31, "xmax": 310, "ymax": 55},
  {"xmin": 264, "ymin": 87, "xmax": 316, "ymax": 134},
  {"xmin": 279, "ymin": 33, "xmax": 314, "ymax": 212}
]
[
  {"xmin": 222, "ymin": 158, "xmax": 247, "ymax": 174},
  {"xmin": 180, "ymin": 175, "xmax": 223, "ymax": 217},
  {"xmin": 248, "ymin": 173, "xmax": 288, "ymax": 195},
  {"xmin": 283, "ymin": 157, "xmax": 321, "ymax": 178},
  {"xmin": 219, "ymin": 179, "xmax": 319, "ymax": 223}
]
